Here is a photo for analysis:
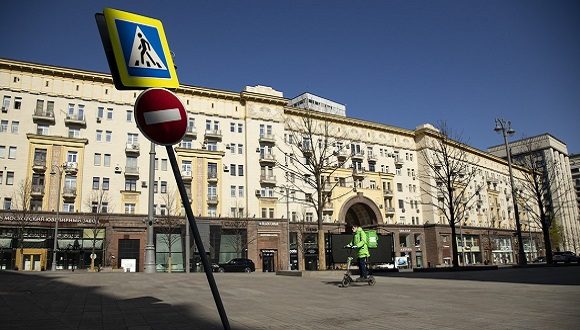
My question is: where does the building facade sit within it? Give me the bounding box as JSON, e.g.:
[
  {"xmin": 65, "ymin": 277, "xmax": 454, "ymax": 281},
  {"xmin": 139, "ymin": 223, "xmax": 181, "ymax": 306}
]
[
  {"xmin": 489, "ymin": 134, "xmax": 580, "ymax": 254},
  {"xmin": 570, "ymin": 154, "xmax": 580, "ymax": 214},
  {"xmin": 0, "ymin": 59, "xmax": 551, "ymax": 271}
]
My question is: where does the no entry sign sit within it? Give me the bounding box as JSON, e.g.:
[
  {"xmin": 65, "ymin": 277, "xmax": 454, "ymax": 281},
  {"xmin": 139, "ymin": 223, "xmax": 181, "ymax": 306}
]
[{"xmin": 134, "ymin": 88, "xmax": 187, "ymax": 145}]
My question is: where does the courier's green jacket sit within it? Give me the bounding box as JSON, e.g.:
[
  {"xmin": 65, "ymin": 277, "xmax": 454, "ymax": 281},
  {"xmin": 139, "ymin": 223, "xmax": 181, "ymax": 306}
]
[{"xmin": 348, "ymin": 227, "xmax": 370, "ymax": 258}]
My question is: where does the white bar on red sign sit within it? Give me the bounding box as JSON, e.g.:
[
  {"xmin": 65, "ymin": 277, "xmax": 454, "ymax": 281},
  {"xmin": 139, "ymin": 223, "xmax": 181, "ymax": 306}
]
[{"xmin": 143, "ymin": 108, "xmax": 181, "ymax": 125}]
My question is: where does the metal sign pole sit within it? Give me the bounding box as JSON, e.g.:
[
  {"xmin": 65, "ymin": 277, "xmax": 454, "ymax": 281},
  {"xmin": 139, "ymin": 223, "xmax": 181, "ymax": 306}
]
[{"xmin": 166, "ymin": 145, "xmax": 230, "ymax": 330}]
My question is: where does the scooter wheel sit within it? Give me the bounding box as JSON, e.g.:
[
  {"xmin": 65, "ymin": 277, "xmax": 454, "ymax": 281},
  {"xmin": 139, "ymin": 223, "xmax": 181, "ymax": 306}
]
[
  {"xmin": 368, "ymin": 276, "xmax": 376, "ymax": 286},
  {"xmin": 341, "ymin": 276, "xmax": 351, "ymax": 288}
]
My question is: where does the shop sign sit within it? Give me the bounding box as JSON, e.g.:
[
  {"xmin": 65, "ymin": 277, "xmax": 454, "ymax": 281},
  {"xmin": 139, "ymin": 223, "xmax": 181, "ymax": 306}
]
[
  {"xmin": 259, "ymin": 233, "xmax": 278, "ymax": 237},
  {"xmin": 400, "ymin": 247, "xmax": 413, "ymax": 252},
  {"xmin": 258, "ymin": 221, "xmax": 279, "ymax": 226},
  {"xmin": 0, "ymin": 215, "xmax": 96, "ymax": 225}
]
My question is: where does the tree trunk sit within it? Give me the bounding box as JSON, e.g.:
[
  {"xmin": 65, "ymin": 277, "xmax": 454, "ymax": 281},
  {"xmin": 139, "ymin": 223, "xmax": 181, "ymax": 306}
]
[
  {"xmin": 542, "ymin": 219, "xmax": 553, "ymax": 264},
  {"xmin": 168, "ymin": 254, "xmax": 172, "ymax": 273},
  {"xmin": 317, "ymin": 230, "xmax": 326, "ymax": 271},
  {"xmin": 450, "ymin": 223, "xmax": 459, "ymax": 268}
]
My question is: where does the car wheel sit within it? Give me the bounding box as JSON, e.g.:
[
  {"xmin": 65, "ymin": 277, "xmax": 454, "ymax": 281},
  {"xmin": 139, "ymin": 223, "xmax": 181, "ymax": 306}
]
[
  {"xmin": 244, "ymin": 267, "xmax": 251, "ymax": 273},
  {"xmin": 218, "ymin": 267, "xmax": 225, "ymax": 272}
]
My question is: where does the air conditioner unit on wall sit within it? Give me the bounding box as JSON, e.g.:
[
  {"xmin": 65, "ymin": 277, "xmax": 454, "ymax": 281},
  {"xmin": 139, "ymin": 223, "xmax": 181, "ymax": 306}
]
[
  {"xmin": 255, "ymin": 189, "xmax": 261, "ymax": 196},
  {"xmin": 223, "ymin": 165, "xmax": 229, "ymax": 172}
]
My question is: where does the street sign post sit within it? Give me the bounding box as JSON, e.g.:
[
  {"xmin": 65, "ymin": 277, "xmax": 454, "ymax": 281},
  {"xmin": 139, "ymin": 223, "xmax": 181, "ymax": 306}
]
[
  {"xmin": 97, "ymin": 8, "xmax": 179, "ymax": 89},
  {"xmin": 134, "ymin": 88, "xmax": 187, "ymax": 145}
]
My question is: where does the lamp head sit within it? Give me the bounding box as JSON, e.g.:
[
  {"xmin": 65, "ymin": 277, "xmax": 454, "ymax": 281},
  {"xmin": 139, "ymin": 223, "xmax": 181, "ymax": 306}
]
[
  {"xmin": 493, "ymin": 119, "xmax": 502, "ymax": 132},
  {"xmin": 507, "ymin": 127, "xmax": 515, "ymax": 136}
]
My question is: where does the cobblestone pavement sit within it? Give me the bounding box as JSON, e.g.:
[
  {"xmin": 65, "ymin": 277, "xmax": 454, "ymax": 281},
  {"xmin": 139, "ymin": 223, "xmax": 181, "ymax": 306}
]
[{"xmin": 1, "ymin": 266, "xmax": 579, "ymax": 329}]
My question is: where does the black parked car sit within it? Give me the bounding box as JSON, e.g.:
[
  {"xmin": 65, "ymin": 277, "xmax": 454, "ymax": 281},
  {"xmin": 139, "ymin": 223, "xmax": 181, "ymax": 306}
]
[
  {"xmin": 214, "ymin": 258, "xmax": 255, "ymax": 273},
  {"xmin": 553, "ymin": 251, "xmax": 580, "ymax": 263}
]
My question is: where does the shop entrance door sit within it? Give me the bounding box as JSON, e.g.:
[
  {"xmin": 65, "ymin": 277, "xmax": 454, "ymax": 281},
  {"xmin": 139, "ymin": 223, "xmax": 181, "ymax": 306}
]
[
  {"xmin": 261, "ymin": 250, "xmax": 276, "ymax": 272},
  {"xmin": 118, "ymin": 239, "xmax": 140, "ymax": 272}
]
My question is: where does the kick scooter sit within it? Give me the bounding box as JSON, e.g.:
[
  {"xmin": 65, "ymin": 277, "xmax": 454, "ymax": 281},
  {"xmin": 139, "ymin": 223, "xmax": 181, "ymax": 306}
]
[{"xmin": 341, "ymin": 249, "xmax": 375, "ymax": 287}]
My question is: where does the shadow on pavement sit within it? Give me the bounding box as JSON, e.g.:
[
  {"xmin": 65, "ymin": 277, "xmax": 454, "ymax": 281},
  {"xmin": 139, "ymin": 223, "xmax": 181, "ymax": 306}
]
[
  {"xmin": 373, "ymin": 266, "xmax": 580, "ymax": 285},
  {"xmin": 0, "ymin": 271, "xmax": 225, "ymax": 329}
]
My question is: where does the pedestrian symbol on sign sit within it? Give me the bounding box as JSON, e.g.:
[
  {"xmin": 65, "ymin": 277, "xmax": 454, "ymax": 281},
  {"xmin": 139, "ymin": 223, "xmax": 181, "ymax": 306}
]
[{"xmin": 129, "ymin": 26, "xmax": 167, "ymax": 70}]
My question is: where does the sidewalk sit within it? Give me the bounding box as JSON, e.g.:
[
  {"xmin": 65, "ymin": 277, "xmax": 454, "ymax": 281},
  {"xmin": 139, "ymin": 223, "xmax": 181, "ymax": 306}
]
[{"xmin": 1, "ymin": 267, "xmax": 579, "ymax": 329}]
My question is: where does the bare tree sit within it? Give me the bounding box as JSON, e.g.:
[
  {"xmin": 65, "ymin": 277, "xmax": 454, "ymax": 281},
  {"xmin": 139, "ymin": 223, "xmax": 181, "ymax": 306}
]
[
  {"xmin": 10, "ymin": 179, "xmax": 40, "ymax": 270},
  {"xmin": 157, "ymin": 190, "xmax": 182, "ymax": 272},
  {"xmin": 512, "ymin": 140, "xmax": 571, "ymax": 263},
  {"xmin": 279, "ymin": 111, "xmax": 351, "ymax": 270},
  {"xmin": 85, "ymin": 189, "xmax": 112, "ymax": 271},
  {"xmin": 418, "ymin": 123, "xmax": 481, "ymax": 268}
]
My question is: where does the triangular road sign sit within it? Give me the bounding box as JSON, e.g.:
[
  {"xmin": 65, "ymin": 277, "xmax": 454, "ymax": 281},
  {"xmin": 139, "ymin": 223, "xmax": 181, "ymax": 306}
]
[{"xmin": 128, "ymin": 26, "xmax": 167, "ymax": 70}]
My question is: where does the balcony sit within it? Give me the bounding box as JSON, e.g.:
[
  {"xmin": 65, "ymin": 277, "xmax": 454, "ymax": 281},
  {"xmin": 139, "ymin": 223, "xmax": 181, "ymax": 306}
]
[
  {"xmin": 352, "ymin": 168, "xmax": 366, "ymax": 179},
  {"xmin": 184, "ymin": 126, "xmax": 197, "ymax": 137},
  {"xmin": 31, "ymin": 185, "xmax": 45, "ymax": 198},
  {"xmin": 182, "ymin": 170, "xmax": 193, "ymax": 181},
  {"xmin": 259, "ymin": 133, "xmax": 276, "ymax": 144},
  {"xmin": 383, "ymin": 189, "xmax": 393, "ymax": 197},
  {"xmin": 207, "ymin": 195, "xmax": 219, "ymax": 205},
  {"xmin": 207, "ymin": 171, "xmax": 218, "ymax": 182},
  {"xmin": 32, "ymin": 158, "xmax": 47, "ymax": 173},
  {"xmin": 259, "ymin": 153, "xmax": 276, "ymax": 164},
  {"xmin": 125, "ymin": 143, "xmax": 140, "ymax": 155},
  {"xmin": 32, "ymin": 109, "xmax": 55, "ymax": 124},
  {"xmin": 204, "ymin": 129, "xmax": 222, "ymax": 140},
  {"xmin": 124, "ymin": 166, "xmax": 139, "ymax": 177},
  {"xmin": 351, "ymin": 151, "xmax": 364, "ymax": 161},
  {"xmin": 335, "ymin": 149, "xmax": 348, "ymax": 160},
  {"xmin": 62, "ymin": 187, "xmax": 77, "ymax": 200},
  {"xmin": 64, "ymin": 113, "xmax": 86, "ymax": 127},
  {"xmin": 394, "ymin": 157, "xmax": 404, "ymax": 167},
  {"xmin": 64, "ymin": 162, "xmax": 78, "ymax": 175},
  {"xmin": 367, "ymin": 152, "xmax": 378, "ymax": 162},
  {"xmin": 385, "ymin": 207, "xmax": 396, "ymax": 215},
  {"xmin": 323, "ymin": 202, "xmax": 334, "ymax": 212},
  {"xmin": 260, "ymin": 175, "xmax": 277, "ymax": 185}
]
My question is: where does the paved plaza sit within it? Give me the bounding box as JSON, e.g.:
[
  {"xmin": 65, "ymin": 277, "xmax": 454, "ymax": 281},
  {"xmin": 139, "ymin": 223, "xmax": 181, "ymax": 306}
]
[{"xmin": 1, "ymin": 266, "xmax": 579, "ymax": 329}]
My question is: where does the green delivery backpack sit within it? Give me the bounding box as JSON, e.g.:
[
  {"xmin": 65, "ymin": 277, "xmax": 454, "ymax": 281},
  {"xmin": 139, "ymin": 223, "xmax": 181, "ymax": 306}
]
[{"xmin": 364, "ymin": 230, "xmax": 378, "ymax": 249}]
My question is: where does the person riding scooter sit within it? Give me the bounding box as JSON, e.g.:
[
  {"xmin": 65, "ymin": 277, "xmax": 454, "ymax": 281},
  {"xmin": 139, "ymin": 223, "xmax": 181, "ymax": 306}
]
[{"xmin": 345, "ymin": 224, "xmax": 370, "ymax": 279}]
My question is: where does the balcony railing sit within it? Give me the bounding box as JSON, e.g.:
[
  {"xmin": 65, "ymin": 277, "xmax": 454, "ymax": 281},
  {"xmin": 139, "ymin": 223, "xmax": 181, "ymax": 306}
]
[
  {"xmin": 259, "ymin": 153, "xmax": 276, "ymax": 163},
  {"xmin": 64, "ymin": 113, "xmax": 86, "ymax": 126},
  {"xmin": 351, "ymin": 151, "xmax": 364, "ymax": 160},
  {"xmin": 63, "ymin": 187, "xmax": 77, "ymax": 199},
  {"xmin": 185, "ymin": 126, "xmax": 197, "ymax": 136},
  {"xmin": 32, "ymin": 158, "xmax": 47, "ymax": 172},
  {"xmin": 383, "ymin": 189, "xmax": 393, "ymax": 197},
  {"xmin": 31, "ymin": 185, "xmax": 45, "ymax": 197},
  {"xmin": 204, "ymin": 129, "xmax": 222, "ymax": 140},
  {"xmin": 182, "ymin": 170, "xmax": 193, "ymax": 180},
  {"xmin": 367, "ymin": 152, "xmax": 377, "ymax": 162},
  {"xmin": 385, "ymin": 207, "xmax": 396, "ymax": 214},
  {"xmin": 260, "ymin": 175, "xmax": 277, "ymax": 184},
  {"xmin": 32, "ymin": 109, "xmax": 55, "ymax": 124},
  {"xmin": 124, "ymin": 166, "xmax": 139, "ymax": 176},
  {"xmin": 125, "ymin": 143, "xmax": 140, "ymax": 154},
  {"xmin": 259, "ymin": 133, "xmax": 276, "ymax": 144},
  {"xmin": 207, "ymin": 195, "xmax": 219, "ymax": 204},
  {"xmin": 64, "ymin": 162, "xmax": 78, "ymax": 174},
  {"xmin": 352, "ymin": 168, "xmax": 366, "ymax": 177},
  {"xmin": 394, "ymin": 157, "xmax": 404, "ymax": 167},
  {"xmin": 335, "ymin": 149, "xmax": 348, "ymax": 159}
]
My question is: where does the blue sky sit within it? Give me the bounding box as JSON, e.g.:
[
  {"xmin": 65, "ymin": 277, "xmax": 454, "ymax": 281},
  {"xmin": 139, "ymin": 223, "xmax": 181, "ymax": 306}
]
[{"xmin": 1, "ymin": 1, "xmax": 579, "ymax": 153}]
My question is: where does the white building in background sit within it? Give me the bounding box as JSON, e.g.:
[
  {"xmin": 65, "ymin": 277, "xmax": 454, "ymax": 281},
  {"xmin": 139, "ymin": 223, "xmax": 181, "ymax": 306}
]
[
  {"xmin": 288, "ymin": 92, "xmax": 346, "ymax": 117},
  {"xmin": 0, "ymin": 58, "xmax": 565, "ymax": 272},
  {"xmin": 489, "ymin": 134, "xmax": 580, "ymax": 253}
]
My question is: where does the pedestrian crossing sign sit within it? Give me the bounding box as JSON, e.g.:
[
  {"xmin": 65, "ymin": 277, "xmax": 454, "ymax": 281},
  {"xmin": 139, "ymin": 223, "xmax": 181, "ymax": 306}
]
[{"xmin": 103, "ymin": 8, "xmax": 179, "ymax": 89}]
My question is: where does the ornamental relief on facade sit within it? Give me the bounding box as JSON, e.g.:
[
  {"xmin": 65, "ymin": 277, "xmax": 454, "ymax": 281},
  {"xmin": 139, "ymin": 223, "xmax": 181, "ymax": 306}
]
[{"xmin": 247, "ymin": 104, "xmax": 283, "ymax": 122}]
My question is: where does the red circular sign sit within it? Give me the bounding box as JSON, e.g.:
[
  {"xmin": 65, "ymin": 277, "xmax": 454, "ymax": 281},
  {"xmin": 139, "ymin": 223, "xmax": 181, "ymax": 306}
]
[{"xmin": 134, "ymin": 88, "xmax": 187, "ymax": 145}]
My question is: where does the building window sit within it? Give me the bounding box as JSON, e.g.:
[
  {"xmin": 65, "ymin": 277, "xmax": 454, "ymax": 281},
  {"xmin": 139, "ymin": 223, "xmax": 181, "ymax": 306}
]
[
  {"xmin": 208, "ymin": 205, "xmax": 217, "ymax": 217},
  {"xmin": 0, "ymin": 146, "xmax": 4, "ymax": 158},
  {"xmin": 106, "ymin": 108, "xmax": 113, "ymax": 120},
  {"xmin": 127, "ymin": 133, "xmax": 138, "ymax": 144},
  {"xmin": 261, "ymin": 208, "xmax": 267, "ymax": 218},
  {"xmin": 68, "ymin": 128, "xmax": 80, "ymax": 138},
  {"xmin": 63, "ymin": 203, "xmax": 75, "ymax": 213},
  {"xmin": 37, "ymin": 124, "xmax": 49, "ymax": 135},
  {"xmin": 161, "ymin": 159, "xmax": 168, "ymax": 171},
  {"xmin": 8, "ymin": 146, "xmax": 16, "ymax": 159},
  {"xmin": 237, "ymin": 144, "xmax": 243, "ymax": 154},
  {"xmin": 94, "ymin": 153, "xmax": 101, "ymax": 166},
  {"xmin": 0, "ymin": 120, "xmax": 8, "ymax": 132},
  {"xmin": 3, "ymin": 198, "xmax": 11, "ymax": 210},
  {"xmin": 126, "ymin": 110, "xmax": 133, "ymax": 122},
  {"xmin": 11, "ymin": 121, "xmax": 19, "ymax": 134},
  {"xmin": 105, "ymin": 131, "xmax": 112, "ymax": 142},
  {"xmin": 230, "ymin": 185, "xmax": 236, "ymax": 197},
  {"xmin": 102, "ymin": 177, "xmax": 110, "ymax": 190},
  {"xmin": 306, "ymin": 212, "xmax": 313, "ymax": 222},
  {"xmin": 6, "ymin": 172, "xmax": 14, "ymax": 185},
  {"xmin": 103, "ymin": 154, "xmax": 111, "ymax": 167},
  {"xmin": 92, "ymin": 177, "xmax": 100, "ymax": 190},
  {"xmin": 2, "ymin": 96, "xmax": 10, "ymax": 111},
  {"xmin": 239, "ymin": 186, "xmax": 244, "ymax": 197},
  {"xmin": 238, "ymin": 165, "xmax": 244, "ymax": 176},
  {"xmin": 230, "ymin": 122, "xmax": 235, "ymax": 132},
  {"xmin": 398, "ymin": 199, "xmax": 404, "ymax": 209},
  {"xmin": 269, "ymin": 208, "xmax": 274, "ymax": 219},
  {"xmin": 125, "ymin": 203, "xmax": 136, "ymax": 214},
  {"xmin": 96, "ymin": 130, "xmax": 103, "ymax": 141},
  {"xmin": 237, "ymin": 123, "xmax": 243, "ymax": 133},
  {"xmin": 230, "ymin": 164, "xmax": 236, "ymax": 176},
  {"xmin": 125, "ymin": 179, "xmax": 137, "ymax": 191},
  {"xmin": 160, "ymin": 181, "xmax": 167, "ymax": 193},
  {"xmin": 97, "ymin": 107, "xmax": 104, "ymax": 119}
]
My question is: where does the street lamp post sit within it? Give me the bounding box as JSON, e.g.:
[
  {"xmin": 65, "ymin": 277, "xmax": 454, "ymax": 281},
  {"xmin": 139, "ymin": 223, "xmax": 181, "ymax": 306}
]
[
  {"xmin": 494, "ymin": 119, "xmax": 527, "ymax": 265},
  {"xmin": 50, "ymin": 163, "xmax": 65, "ymax": 271}
]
